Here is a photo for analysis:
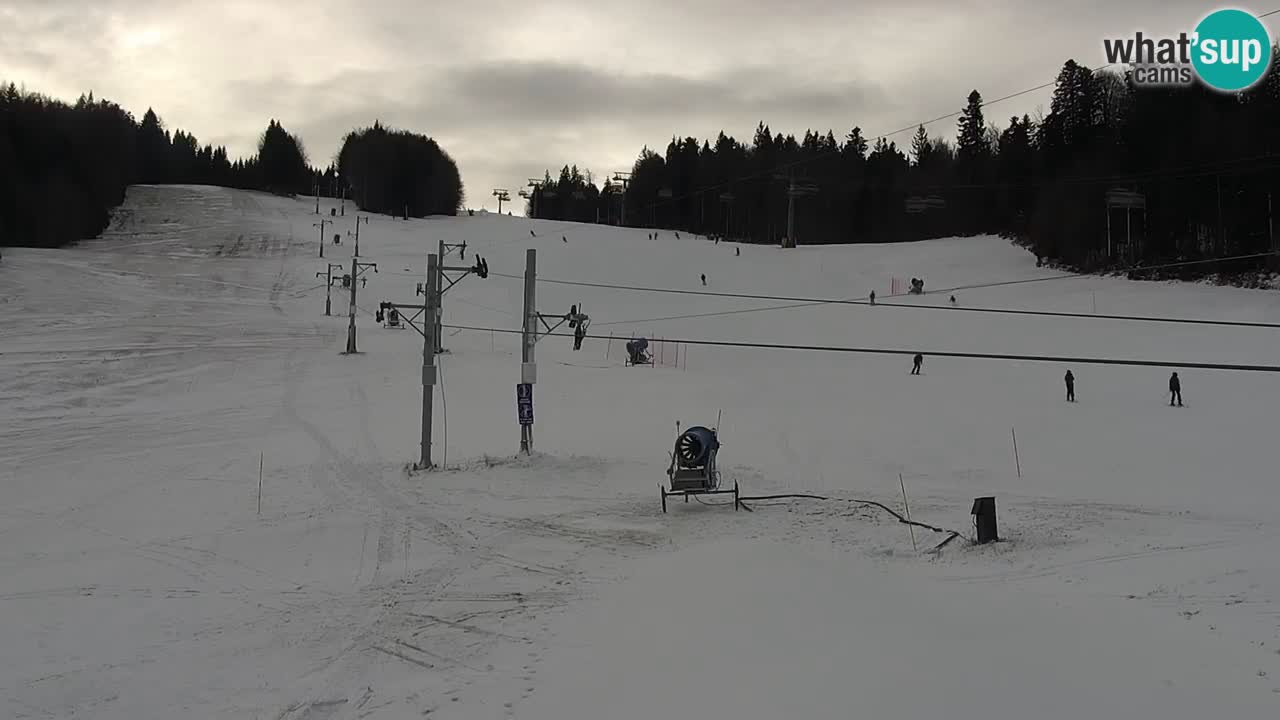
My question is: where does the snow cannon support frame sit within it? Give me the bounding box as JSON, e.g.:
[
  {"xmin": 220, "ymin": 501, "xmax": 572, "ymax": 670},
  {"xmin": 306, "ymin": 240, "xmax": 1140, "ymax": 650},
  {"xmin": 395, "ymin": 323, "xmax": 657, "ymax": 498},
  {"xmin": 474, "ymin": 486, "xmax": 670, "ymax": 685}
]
[
  {"xmin": 661, "ymin": 421, "xmax": 739, "ymax": 513},
  {"xmin": 625, "ymin": 337, "xmax": 653, "ymax": 367}
]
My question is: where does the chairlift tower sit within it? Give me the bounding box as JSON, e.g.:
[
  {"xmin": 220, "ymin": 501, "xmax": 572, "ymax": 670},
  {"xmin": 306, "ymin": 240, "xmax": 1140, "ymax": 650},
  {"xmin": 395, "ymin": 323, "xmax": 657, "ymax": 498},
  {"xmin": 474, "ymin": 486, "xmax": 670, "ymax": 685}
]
[
  {"xmin": 492, "ymin": 188, "xmax": 510, "ymax": 215},
  {"xmin": 342, "ymin": 251, "xmax": 378, "ymax": 354},
  {"xmin": 655, "ymin": 187, "xmax": 674, "ymax": 227},
  {"xmin": 525, "ymin": 178, "xmax": 544, "ymax": 217},
  {"xmin": 610, "ymin": 171, "xmax": 632, "ymax": 226},
  {"xmin": 313, "ymin": 218, "xmax": 332, "ymax": 258},
  {"xmin": 315, "ymin": 262, "xmax": 347, "ymax": 316},
  {"xmin": 348, "ymin": 215, "xmax": 370, "ymax": 257},
  {"xmin": 774, "ymin": 173, "xmax": 818, "ymax": 248},
  {"xmin": 719, "ymin": 191, "xmax": 736, "ymax": 240},
  {"xmin": 383, "ymin": 251, "xmax": 492, "ymax": 469}
]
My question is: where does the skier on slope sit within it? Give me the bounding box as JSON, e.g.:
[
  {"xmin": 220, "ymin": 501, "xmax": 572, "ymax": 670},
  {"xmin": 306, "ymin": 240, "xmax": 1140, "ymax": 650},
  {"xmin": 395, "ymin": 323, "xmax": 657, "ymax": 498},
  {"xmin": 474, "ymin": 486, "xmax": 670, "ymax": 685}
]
[
  {"xmin": 911, "ymin": 353, "xmax": 923, "ymax": 375},
  {"xmin": 1064, "ymin": 370, "xmax": 1075, "ymax": 402},
  {"xmin": 1169, "ymin": 372, "xmax": 1182, "ymax": 406},
  {"xmin": 701, "ymin": 273, "xmax": 707, "ymax": 286}
]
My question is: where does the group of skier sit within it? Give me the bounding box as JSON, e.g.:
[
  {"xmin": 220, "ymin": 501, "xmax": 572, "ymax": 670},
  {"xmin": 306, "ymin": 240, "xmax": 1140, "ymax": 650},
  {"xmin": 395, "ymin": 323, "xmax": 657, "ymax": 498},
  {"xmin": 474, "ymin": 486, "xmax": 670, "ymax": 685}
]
[
  {"xmin": 1061, "ymin": 368, "xmax": 1182, "ymax": 406},
  {"xmin": 910, "ymin": 357, "xmax": 1184, "ymax": 406},
  {"xmin": 551, "ymin": 234, "xmax": 1189, "ymax": 409}
]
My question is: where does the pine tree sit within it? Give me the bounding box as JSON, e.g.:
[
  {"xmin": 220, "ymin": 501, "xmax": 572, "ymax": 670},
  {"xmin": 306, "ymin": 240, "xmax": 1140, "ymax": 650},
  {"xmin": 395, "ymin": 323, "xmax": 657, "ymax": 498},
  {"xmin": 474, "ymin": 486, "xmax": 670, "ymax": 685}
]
[
  {"xmin": 910, "ymin": 125, "xmax": 930, "ymax": 167},
  {"xmin": 956, "ymin": 90, "xmax": 989, "ymax": 171},
  {"xmin": 257, "ymin": 119, "xmax": 309, "ymax": 195},
  {"xmin": 844, "ymin": 127, "xmax": 868, "ymax": 159},
  {"xmin": 137, "ymin": 109, "xmax": 171, "ymax": 184}
]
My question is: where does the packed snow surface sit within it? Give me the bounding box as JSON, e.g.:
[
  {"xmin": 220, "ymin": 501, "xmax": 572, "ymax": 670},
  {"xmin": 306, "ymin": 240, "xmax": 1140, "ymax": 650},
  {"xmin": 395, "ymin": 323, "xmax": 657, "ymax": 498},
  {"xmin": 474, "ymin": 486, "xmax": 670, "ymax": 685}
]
[{"xmin": 2, "ymin": 184, "xmax": 1279, "ymax": 719}]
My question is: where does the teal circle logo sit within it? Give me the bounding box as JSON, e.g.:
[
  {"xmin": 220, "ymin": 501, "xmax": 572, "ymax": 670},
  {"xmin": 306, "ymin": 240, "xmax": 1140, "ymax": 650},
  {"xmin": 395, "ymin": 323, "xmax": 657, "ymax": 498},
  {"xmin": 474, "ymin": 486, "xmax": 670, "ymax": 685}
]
[{"xmin": 1191, "ymin": 9, "xmax": 1273, "ymax": 91}]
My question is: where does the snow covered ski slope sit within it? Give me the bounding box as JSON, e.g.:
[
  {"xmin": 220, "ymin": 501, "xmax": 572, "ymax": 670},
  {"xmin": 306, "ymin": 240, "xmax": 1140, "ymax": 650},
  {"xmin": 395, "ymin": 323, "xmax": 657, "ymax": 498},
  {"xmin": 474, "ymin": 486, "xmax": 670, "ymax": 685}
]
[{"xmin": 2, "ymin": 184, "xmax": 1280, "ymax": 719}]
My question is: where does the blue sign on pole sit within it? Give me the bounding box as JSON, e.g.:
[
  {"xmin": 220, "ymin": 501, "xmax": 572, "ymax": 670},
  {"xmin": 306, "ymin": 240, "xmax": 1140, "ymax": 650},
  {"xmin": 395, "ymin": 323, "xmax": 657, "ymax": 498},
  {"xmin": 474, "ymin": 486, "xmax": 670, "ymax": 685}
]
[{"xmin": 516, "ymin": 383, "xmax": 533, "ymax": 425}]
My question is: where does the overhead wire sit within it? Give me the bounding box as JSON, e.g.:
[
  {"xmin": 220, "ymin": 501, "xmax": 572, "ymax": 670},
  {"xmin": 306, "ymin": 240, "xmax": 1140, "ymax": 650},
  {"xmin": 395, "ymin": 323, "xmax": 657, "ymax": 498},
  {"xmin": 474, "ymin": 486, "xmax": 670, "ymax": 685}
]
[
  {"xmin": 440, "ymin": 322, "xmax": 1280, "ymax": 373},
  {"xmin": 487, "ymin": 250, "xmax": 1280, "ymax": 330},
  {"xmin": 391, "ymin": 17, "xmax": 1280, "ymax": 357}
]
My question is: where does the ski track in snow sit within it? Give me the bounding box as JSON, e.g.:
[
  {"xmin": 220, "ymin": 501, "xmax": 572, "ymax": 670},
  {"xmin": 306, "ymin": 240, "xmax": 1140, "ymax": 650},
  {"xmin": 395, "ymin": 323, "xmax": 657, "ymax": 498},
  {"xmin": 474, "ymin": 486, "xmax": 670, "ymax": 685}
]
[{"xmin": 2, "ymin": 185, "xmax": 1280, "ymax": 718}]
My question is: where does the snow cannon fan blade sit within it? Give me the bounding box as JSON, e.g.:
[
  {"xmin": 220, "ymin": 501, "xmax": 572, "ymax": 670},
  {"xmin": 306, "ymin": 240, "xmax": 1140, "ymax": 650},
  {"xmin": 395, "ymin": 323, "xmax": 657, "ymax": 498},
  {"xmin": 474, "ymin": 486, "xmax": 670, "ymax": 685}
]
[
  {"xmin": 676, "ymin": 434, "xmax": 703, "ymax": 467},
  {"xmin": 675, "ymin": 426, "xmax": 715, "ymax": 468}
]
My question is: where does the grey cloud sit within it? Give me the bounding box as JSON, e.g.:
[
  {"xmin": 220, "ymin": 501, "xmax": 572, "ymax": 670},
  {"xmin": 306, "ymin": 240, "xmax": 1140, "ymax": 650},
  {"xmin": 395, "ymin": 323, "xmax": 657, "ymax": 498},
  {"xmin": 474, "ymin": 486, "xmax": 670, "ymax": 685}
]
[
  {"xmin": 432, "ymin": 61, "xmax": 892, "ymax": 130},
  {"xmin": 0, "ymin": 5, "xmax": 111, "ymax": 47},
  {"xmin": 0, "ymin": 0, "xmax": 179, "ymax": 7},
  {"xmin": 219, "ymin": 58, "xmax": 890, "ymax": 147},
  {"xmin": 0, "ymin": 8, "xmax": 117, "ymax": 95},
  {"xmin": 214, "ymin": 59, "xmax": 894, "ymax": 194},
  {"xmin": 4, "ymin": 0, "xmax": 1249, "ymax": 213}
]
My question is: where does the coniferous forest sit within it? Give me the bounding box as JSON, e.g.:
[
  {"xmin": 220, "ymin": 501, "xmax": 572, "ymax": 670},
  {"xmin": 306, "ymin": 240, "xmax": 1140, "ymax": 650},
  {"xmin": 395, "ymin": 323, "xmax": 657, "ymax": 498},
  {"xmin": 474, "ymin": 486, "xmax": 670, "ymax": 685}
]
[
  {"xmin": 0, "ymin": 84, "xmax": 464, "ymax": 249},
  {"xmin": 337, "ymin": 123, "xmax": 464, "ymax": 219},
  {"xmin": 6, "ymin": 52, "xmax": 1280, "ymax": 279},
  {"xmin": 529, "ymin": 55, "xmax": 1280, "ymax": 277}
]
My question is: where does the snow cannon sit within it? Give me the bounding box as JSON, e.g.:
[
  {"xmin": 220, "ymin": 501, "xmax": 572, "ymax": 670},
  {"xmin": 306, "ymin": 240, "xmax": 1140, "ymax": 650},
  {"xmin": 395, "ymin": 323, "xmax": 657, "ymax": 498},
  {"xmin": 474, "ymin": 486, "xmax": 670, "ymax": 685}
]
[
  {"xmin": 662, "ymin": 421, "xmax": 738, "ymax": 513},
  {"xmin": 625, "ymin": 337, "xmax": 651, "ymax": 366},
  {"xmin": 674, "ymin": 426, "xmax": 718, "ymax": 471}
]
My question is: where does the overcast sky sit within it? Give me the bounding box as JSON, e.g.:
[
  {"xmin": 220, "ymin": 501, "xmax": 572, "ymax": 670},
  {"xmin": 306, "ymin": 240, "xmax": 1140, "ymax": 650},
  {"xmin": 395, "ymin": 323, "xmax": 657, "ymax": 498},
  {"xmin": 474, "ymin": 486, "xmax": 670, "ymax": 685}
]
[{"xmin": 2, "ymin": 1, "xmax": 1274, "ymax": 213}]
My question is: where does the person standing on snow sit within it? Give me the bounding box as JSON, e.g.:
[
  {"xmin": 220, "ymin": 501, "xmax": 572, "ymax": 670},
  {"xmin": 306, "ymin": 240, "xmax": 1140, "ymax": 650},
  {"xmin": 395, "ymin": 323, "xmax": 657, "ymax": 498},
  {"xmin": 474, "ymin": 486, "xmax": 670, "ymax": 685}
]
[
  {"xmin": 1064, "ymin": 370, "xmax": 1075, "ymax": 402},
  {"xmin": 1169, "ymin": 372, "xmax": 1182, "ymax": 406},
  {"xmin": 701, "ymin": 273, "xmax": 706, "ymax": 286},
  {"xmin": 911, "ymin": 353, "xmax": 923, "ymax": 375},
  {"xmin": 869, "ymin": 290, "xmax": 876, "ymax": 305}
]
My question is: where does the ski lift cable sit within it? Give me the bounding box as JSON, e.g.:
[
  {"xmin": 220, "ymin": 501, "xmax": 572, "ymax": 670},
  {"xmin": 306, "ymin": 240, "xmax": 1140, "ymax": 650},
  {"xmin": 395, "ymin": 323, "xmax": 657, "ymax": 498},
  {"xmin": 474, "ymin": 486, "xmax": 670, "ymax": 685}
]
[
  {"xmin": 439, "ymin": 322, "xmax": 1280, "ymax": 373},
  {"xmin": 488, "ymin": 251, "xmax": 1280, "ymax": 331}
]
